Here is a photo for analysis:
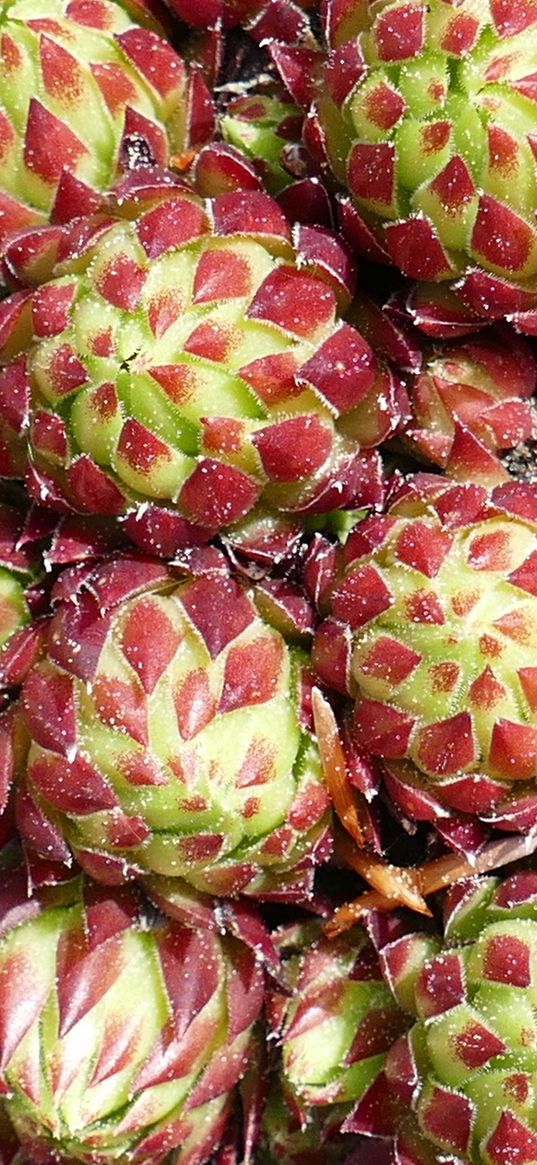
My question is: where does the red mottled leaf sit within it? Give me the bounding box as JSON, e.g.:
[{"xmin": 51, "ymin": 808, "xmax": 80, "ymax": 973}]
[
  {"xmin": 120, "ymin": 597, "xmax": 181, "ymax": 694},
  {"xmin": 468, "ymin": 667, "xmax": 507, "ymax": 710},
  {"xmin": 439, "ymin": 11, "xmax": 480, "ymax": 52},
  {"xmin": 374, "ymin": 3, "xmax": 425, "ymax": 59},
  {"xmin": 420, "ymin": 1087, "xmax": 473, "ymax": 1156},
  {"xmin": 179, "ymin": 459, "xmax": 260, "ymax": 528},
  {"xmin": 253, "ymin": 416, "xmax": 332, "ymax": 482},
  {"xmin": 325, "ymin": 40, "xmax": 367, "ymax": 105},
  {"xmin": 39, "ymin": 33, "xmax": 84, "ymax": 104},
  {"xmin": 58, "ymin": 934, "xmax": 128, "ymax": 1036},
  {"xmin": 31, "ymin": 410, "xmax": 67, "ymax": 459},
  {"xmin": 158, "ymin": 926, "xmax": 220, "ymax": 1039},
  {"xmin": 22, "ymin": 666, "xmax": 76, "ymax": 756},
  {"xmin": 346, "ymin": 1005, "xmax": 406, "ymax": 1063},
  {"xmin": 29, "ymin": 752, "xmax": 118, "ymax": 814},
  {"xmin": 353, "ymin": 700, "xmax": 414, "ymax": 757},
  {"xmin": 174, "ymin": 669, "xmax": 216, "ymax": 739},
  {"xmin": 91, "ymin": 61, "xmax": 137, "ymax": 114},
  {"xmin": 92, "ymin": 675, "xmax": 148, "ymax": 746},
  {"xmin": 225, "ymin": 940, "xmax": 264, "ymax": 1044},
  {"xmin": 68, "ymin": 455, "xmax": 127, "ymax": 515},
  {"xmin": 212, "ymin": 189, "xmax": 291, "ymax": 242},
  {"xmin": 106, "ymin": 810, "xmax": 149, "ymax": 848},
  {"xmin": 0, "ymin": 357, "xmax": 30, "ymax": 434},
  {"xmin": 483, "ymin": 933, "xmax": 531, "ymax": 987},
  {"xmin": 394, "ymin": 521, "xmax": 452, "ymax": 577},
  {"xmin": 24, "ymin": 99, "xmax": 87, "ymax": 183},
  {"xmin": 489, "ymin": 719, "xmax": 537, "ymax": 780},
  {"xmin": 415, "ymin": 953, "xmax": 465, "ymax": 1017},
  {"xmin": 486, "ymin": 1112, "xmax": 537, "ymax": 1165},
  {"xmin": 332, "ymin": 564, "xmax": 393, "ymax": 628},
  {"xmin": 0, "ymin": 946, "xmax": 51, "ymax": 1070},
  {"xmin": 49, "ymin": 593, "xmax": 113, "ymax": 682},
  {"xmin": 454, "ymin": 1021, "xmax": 505, "ymax": 1069},
  {"xmin": 471, "ymin": 195, "xmax": 535, "ymax": 274},
  {"xmin": 137, "ymin": 198, "xmax": 207, "ymax": 259},
  {"xmin": 32, "ymin": 283, "xmax": 75, "ymax": 338},
  {"xmin": 84, "ymin": 883, "xmax": 139, "ymax": 945},
  {"xmin": 518, "ymin": 667, "xmax": 537, "ymax": 711},
  {"xmin": 119, "ymin": 750, "xmax": 168, "ymax": 786},
  {"xmin": 415, "ymin": 712, "xmax": 475, "ymax": 775},
  {"xmin": 219, "ymin": 635, "xmax": 283, "ymax": 713},
  {"xmin": 116, "ymin": 29, "xmax": 185, "ymax": 99},
  {"xmin": 95, "ymin": 253, "xmax": 146, "ymax": 310},
  {"xmin": 15, "ymin": 779, "xmax": 72, "ymax": 862},
  {"xmin": 385, "ymin": 1033, "xmax": 419, "ymax": 1105},
  {"xmin": 490, "ymin": 0, "xmax": 537, "ymax": 36},
  {"xmin": 385, "ymin": 216, "xmax": 454, "ymax": 280},
  {"xmin": 247, "ymin": 268, "xmax": 335, "ymax": 337},
  {"xmin": 193, "ymin": 248, "xmax": 252, "ymax": 302},
  {"xmin": 296, "ymin": 324, "xmax": 375, "ymax": 413},
  {"xmin": 46, "ymin": 343, "xmax": 88, "ymax": 396},
  {"xmin": 180, "ymin": 575, "xmax": 254, "ymax": 658},
  {"xmin": 347, "ymin": 143, "xmax": 395, "ymax": 212},
  {"xmin": 359, "ymin": 636, "xmax": 421, "ymax": 686},
  {"xmin": 90, "ymin": 1008, "xmax": 146, "ymax": 1086},
  {"xmin": 235, "ymin": 739, "xmax": 276, "ymax": 788},
  {"xmin": 509, "ymin": 551, "xmax": 537, "ymax": 596}
]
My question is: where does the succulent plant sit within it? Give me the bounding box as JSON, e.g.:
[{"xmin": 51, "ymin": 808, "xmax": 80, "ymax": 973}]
[
  {"xmin": 398, "ymin": 326, "xmax": 537, "ymax": 484},
  {"xmin": 0, "ymin": 183, "xmax": 398, "ymax": 534},
  {"xmin": 266, "ymin": 920, "xmax": 406, "ymax": 1126},
  {"xmin": 220, "ymin": 95, "xmax": 309, "ymax": 195},
  {"xmin": 0, "ymin": 866, "xmax": 264, "ymax": 1163},
  {"xmin": 383, "ymin": 869, "xmax": 537, "ymax": 1165},
  {"xmin": 0, "ymin": 0, "xmax": 214, "ymax": 254},
  {"xmin": 277, "ymin": 0, "xmax": 537, "ymax": 325},
  {"xmin": 19, "ymin": 554, "xmax": 332, "ymax": 898},
  {"xmin": 313, "ymin": 475, "xmax": 537, "ymax": 844}
]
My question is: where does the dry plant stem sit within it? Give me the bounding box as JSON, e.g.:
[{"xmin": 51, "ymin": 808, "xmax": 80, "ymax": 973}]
[
  {"xmin": 325, "ymin": 833, "xmax": 537, "ymax": 938},
  {"xmin": 312, "ymin": 688, "xmax": 429, "ymax": 914}
]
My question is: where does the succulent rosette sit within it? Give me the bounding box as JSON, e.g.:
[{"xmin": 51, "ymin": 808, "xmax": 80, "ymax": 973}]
[
  {"xmin": 288, "ymin": 0, "xmax": 537, "ymax": 325},
  {"xmin": 381, "ymin": 869, "xmax": 537, "ymax": 1165},
  {"xmin": 265, "ymin": 920, "xmax": 406, "ymax": 1132},
  {"xmin": 220, "ymin": 95, "xmax": 308, "ymax": 195},
  {"xmin": 0, "ymin": 185, "xmax": 399, "ymax": 532},
  {"xmin": 19, "ymin": 554, "xmax": 332, "ymax": 898},
  {"xmin": 313, "ymin": 476, "xmax": 537, "ymax": 843},
  {"xmin": 0, "ymin": 0, "xmax": 208, "ymax": 253},
  {"xmin": 399, "ymin": 326, "xmax": 537, "ymax": 484},
  {"xmin": 0, "ymin": 866, "xmax": 264, "ymax": 1163}
]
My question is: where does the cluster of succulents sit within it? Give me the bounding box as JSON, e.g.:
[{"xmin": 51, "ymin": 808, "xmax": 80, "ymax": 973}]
[{"xmin": 0, "ymin": 0, "xmax": 536, "ymax": 1163}]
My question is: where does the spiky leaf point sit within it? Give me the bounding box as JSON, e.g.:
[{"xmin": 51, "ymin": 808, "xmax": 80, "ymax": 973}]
[
  {"xmin": 0, "ymin": 0, "xmax": 193, "ymax": 252},
  {"xmin": 0, "ymin": 868, "xmax": 264, "ymax": 1164},
  {"xmin": 305, "ymin": 0, "xmax": 537, "ymax": 320},
  {"xmin": 314, "ymin": 477, "xmax": 537, "ymax": 837},
  {"xmin": 0, "ymin": 188, "xmax": 395, "ymax": 528},
  {"xmin": 384, "ymin": 870, "xmax": 537, "ymax": 1165},
  {"xmin": 20, "ymin": 556, "xmax": 332, "ymax": 898}
]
